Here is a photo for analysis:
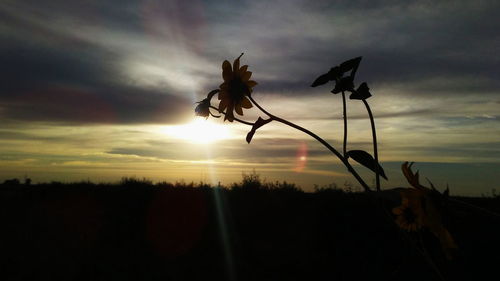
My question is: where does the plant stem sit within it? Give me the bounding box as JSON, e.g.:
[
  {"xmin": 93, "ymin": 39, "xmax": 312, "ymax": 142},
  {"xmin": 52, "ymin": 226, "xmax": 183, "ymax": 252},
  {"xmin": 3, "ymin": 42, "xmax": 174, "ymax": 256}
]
[
  {"xmin": 247, "ymin": 95, "xmax": 371, "ymax": 192},
  {"xmin": 341, "ymin": 91, "xmax": 348, "ymax": 156},
  {"xmin": 362, "ymin": 99, "xmax": 380, "ymax": 191},
  {"xmin": 209, "ymin": 106, "xmax": 254, "ymax": 126}
]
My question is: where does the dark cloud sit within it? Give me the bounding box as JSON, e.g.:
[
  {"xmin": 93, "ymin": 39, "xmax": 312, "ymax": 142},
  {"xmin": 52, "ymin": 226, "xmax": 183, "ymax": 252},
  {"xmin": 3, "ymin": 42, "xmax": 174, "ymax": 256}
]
[
  {"xmin": 1, "ymin": 0, "xmax": 499, "ymax": 124},
  {"xmin": 1, "ymin": 84, "xmax": 191, "ymax": 124},
  {"xmin": 0, "ymin": 26, "xmax": 191, "ymax": 124},
  {"xmin": 221, "ymin": 0, "xmax": 500, "ymax": 97}
]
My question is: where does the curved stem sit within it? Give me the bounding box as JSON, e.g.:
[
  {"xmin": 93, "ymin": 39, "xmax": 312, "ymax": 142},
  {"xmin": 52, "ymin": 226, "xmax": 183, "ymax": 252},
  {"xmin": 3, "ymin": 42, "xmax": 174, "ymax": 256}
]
[
  {"xmin": 247, "ymin": 95, "xmax": 371, "ymax": 192},
  {"xmin": 248, "ymin": 95, "xmax": 273, "ymax": 118},
  {"xmin": 362, "ymin": 99, "xmax": 380, "ymax": 191},
  {"xmin": 341, "ymin": 91, "xmax": 348, "ymax": 156},
  {"xmin": 209, "ymin": 106, "xmax": 254, "ymax": 126}
]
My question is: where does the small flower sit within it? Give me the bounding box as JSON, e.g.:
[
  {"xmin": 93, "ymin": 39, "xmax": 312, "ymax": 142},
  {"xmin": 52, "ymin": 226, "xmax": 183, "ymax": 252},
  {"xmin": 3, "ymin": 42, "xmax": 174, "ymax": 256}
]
[
  {"xmin": 195, "ymin": 89, "xmax": 220, "ymax": 119},
  {"xmin": 195, "ymin": 98, "xmax": 211, "ymax": 119},
  {"xmin": 395, "ymin": 162, "xmax": 458, "ymax": 259},
  {"xmin": 218, "ymin": 53, "xmax": 257, "ymax": 122}
]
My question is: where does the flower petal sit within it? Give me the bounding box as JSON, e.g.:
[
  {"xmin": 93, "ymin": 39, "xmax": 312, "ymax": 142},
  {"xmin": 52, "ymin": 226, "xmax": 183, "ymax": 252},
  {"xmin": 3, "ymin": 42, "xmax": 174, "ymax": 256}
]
[
  {"xmin": 247, "ymin": 80, "xmax": 258, "ymax": 88},
  {"xmin": 242, "ymin": 71, "xmax": 252, "ymax": 81},
  {"xmin": 218, "ymin": 99, "xmax": 228, "ymax": 112},
  {"xmin": 239, "ymin": 65, "xmax": 248, "ymax": 74},
  {"xmin": 222, "ymin": 60, "xmax": 232, "ymax": 81},
  {"xmin": 235, "ymin": 104, "xmax": 243, "ymax": 115},
  {"xmin": 224, "ymin": 105, "xmax": 234, "ymax": 122},
  {"xmin": 241, "ymin": 97, "xmax": 252, "ymax": 109}
]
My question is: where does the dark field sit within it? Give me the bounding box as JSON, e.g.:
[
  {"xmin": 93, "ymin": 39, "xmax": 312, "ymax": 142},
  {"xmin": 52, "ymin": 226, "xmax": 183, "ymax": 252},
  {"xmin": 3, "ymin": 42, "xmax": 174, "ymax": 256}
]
[{"xmin": 1, "ymin": 178, "xmax": 499, "ymax": 281}]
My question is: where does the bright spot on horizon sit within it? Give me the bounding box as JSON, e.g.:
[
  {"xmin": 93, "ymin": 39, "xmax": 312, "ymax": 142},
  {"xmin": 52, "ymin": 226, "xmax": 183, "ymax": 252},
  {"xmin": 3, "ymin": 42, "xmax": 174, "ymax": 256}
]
[{"xmin": 161, "ymin": 118, "xmax": 230, "ymax": 144}]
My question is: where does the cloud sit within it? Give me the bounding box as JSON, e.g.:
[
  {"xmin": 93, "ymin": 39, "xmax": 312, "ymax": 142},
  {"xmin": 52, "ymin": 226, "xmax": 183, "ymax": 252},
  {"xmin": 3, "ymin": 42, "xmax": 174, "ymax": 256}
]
[
  {"xmin": 202, "ymin": 0, "xmax": 500, "ymax": 98},
  {"xmin": 2, "ymin": 0, "xmax": 499, "ymax": 126},
  {"xmin": 0, "ymin": 1, "xmax": 196, "ymax": 125}
]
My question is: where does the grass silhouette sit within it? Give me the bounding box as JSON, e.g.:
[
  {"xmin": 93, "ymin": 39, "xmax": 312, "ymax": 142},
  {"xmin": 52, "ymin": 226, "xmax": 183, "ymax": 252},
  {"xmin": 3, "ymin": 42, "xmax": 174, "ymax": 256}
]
[{"xmin": 1, "ymin": 175, "xmax": 499, "ymax": 281}]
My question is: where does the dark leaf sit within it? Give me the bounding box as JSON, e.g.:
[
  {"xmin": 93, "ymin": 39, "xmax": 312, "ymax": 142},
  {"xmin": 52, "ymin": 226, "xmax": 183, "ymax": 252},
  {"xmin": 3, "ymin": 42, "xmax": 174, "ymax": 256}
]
[
  {"xmin": 246, "ymin": 117, "xmax": 272, "ymax": 143},
  {"xmin": 339, "ymin": 56, "xmax": 362, "ymax": 76},
  {"xmin": 347, "ymin": 150, "xmax": 388, "ymax": 180},
  {"xmin": 327, "ymin": 66, "xmax": 342, "ymax": 81},
  {"xmin": 311, "ymin": 73, "xmax": 331, "ymax": 87},
  {"xmin": 311, "ymin": 66, "xmax": 343, "ymax": 87},
  {"xmin": 349, "ymin": 82, "xmax": 372, "ymax": 100},
  {"xmin": 331, "ymin": 76, "xmax": 355, "ymax": 94}
]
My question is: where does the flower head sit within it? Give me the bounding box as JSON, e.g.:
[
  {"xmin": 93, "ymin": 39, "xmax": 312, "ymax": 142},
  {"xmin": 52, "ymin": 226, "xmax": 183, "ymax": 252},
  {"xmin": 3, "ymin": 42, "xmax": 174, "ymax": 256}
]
[
  {"xmin": 195, "ymin": 89, "xmax": 220, "ymax": 119},
  {"xmin": 218, "ymin": 53, "xmax": 257, "ymax": 122},
  {"xmin": 195, "ymin": 98, "xmax": 211, "ymax": 119},
  {"xmin": 392, "ymin": 189, "xmax": 425, "ymax": 231},
  {"xmin": 394, "ymin": 162, "xmax": 458, "ymax": 259}
]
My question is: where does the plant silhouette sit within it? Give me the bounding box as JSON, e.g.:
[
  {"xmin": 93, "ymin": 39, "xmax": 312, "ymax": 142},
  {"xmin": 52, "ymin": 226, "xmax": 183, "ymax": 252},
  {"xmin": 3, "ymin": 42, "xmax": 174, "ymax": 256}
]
[
  {"xmin": 193, "ymin": 54, "xmax": 500, "ymax": 278},
  {"xmin": 196, "ymin": 54, "xmax": 385, "ymax": 192}
]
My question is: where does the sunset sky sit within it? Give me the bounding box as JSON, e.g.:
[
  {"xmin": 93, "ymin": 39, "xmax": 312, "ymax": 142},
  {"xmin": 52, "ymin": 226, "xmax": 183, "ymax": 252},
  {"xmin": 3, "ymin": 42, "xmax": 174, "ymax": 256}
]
[{"xmin": 1, "ymin": 0, "xmax": 499, "ymax": 195}]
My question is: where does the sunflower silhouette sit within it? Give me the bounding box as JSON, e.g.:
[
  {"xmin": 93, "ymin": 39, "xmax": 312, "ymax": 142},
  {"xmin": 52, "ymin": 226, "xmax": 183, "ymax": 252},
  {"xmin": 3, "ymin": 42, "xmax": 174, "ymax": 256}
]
[{"xmin": 218, "ymin": 53, "xmax": 257, "ymax": 122}]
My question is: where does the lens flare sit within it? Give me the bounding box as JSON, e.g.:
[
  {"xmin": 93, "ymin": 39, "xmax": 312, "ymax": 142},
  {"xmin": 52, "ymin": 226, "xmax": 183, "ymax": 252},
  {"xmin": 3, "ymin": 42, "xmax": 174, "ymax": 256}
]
[{"xmin": 294, "ymin": 142, "xmax": 308, "ymax": 172}]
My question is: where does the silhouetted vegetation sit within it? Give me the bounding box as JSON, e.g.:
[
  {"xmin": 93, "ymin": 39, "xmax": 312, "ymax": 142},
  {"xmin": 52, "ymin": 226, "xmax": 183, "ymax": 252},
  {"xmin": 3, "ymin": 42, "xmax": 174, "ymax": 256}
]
[
  {"xmin": 197, "ymin": 55, "xmax": 386, "ymax": 192},
  {"xmin": 1, "ymin": 176, "xmax": 499, "ymax": 281}
]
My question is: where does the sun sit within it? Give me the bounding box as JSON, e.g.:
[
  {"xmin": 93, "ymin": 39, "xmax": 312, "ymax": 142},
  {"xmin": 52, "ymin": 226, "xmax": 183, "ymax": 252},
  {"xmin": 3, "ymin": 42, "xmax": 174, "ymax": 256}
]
[{"xmin": 161, "ymin": 118, "xmax": 231, "ymax": 144}]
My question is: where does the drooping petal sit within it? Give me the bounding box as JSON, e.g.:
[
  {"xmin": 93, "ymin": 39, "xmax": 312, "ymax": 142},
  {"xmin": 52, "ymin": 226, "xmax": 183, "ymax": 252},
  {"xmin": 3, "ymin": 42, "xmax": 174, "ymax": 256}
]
[
  {"xmin": 235, "ymin": 104, "xmax": 243, "ymax": 115},
  {"xmin": 224, "ymin": 105, "xmax": 234, "ymax": 122},
  {"xmin": 218, "ymin": 99, "xmax": 228, "ymax": 112},
  {"xmin": 241, "ymin": 71, "xmax": 252, "ymax": 81},
  {"xmin": 222, "ymin": 60, "xmax": 232, "ymax": 81},
  {"xmin": 241, "ymin": 96, "xmax": 252, "ymax": 109}
]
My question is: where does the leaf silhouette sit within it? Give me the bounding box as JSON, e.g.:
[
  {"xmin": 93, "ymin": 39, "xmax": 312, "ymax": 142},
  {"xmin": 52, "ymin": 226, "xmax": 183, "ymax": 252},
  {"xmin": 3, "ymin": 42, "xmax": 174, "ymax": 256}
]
[
  {"xmin": 347, "ymin": 150, "xmax": 387, "ymax": 180},
  {"xmin": 349, "ymin": 82, "xmax": 372, "ymax": 100},
  {"xmin": 331, "ymin": 76, "xmax": 355, "ymax": 94},
  {"xmin": 311, "ymin": 73, "xmax": 331, "ymax": 87},
  {"xmin": 339, "ymin": 56, "xmax": 362, "ymax": 76},
  {"xmin": 246, "ymin": 117, "xmax": 272, "ymax": 143},
  {"xmin": 327, "ymin": 66, "xmax": 342, "ymax": 80}
]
